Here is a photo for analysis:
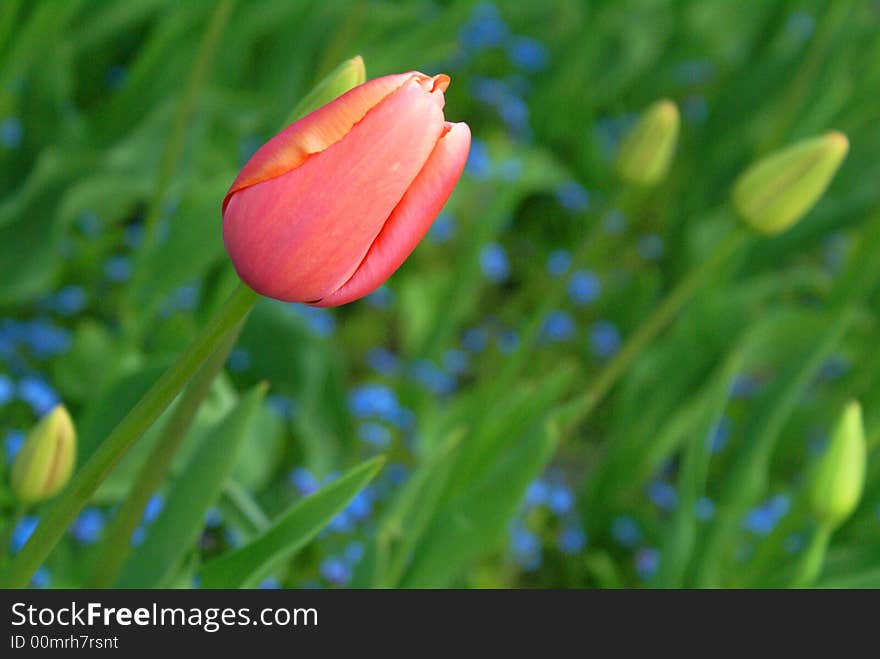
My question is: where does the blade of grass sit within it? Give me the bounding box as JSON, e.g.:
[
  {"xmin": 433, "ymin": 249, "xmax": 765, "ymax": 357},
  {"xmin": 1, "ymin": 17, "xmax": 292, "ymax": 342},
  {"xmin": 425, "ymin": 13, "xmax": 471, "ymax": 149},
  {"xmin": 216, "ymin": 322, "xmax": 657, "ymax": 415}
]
[{"xmin": 200, "ymin": 457, "xmax": 384, "ymax": 588}]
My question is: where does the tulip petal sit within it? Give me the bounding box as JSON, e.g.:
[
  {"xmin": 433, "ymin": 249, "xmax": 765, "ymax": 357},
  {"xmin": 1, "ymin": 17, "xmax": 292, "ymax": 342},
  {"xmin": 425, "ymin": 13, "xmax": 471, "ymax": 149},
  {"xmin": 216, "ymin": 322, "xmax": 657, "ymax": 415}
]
[
  {"xmin": 224, "ymin": 72, "xmax": 447, "ymax": 212},
  {"xmin": 315, "ymin": 122, "xmax": 471, "ymax": 307},
  {"xmin": 223, "ymin": 78, "xmax": 448, "ymax": 302}
]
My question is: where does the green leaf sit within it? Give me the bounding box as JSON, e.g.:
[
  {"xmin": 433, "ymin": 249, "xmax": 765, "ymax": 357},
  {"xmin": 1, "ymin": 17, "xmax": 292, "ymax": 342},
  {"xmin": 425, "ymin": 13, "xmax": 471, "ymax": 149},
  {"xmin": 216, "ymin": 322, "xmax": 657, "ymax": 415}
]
[
  {"xmin": 200, "ymin": 456, "xmax": 384, "ymax": 589},
  {"xmin": 285, "ymin": 55, "xmax": 366, "ymax": 124},
  {"xmin": 114, "ymin": 384, "xmax": 267, "ymax": 588},
  {"xmin": 401, "ymin": 419, "xmax": 560, "ymax": 588},
  {"xmin": 352, "ymin": 429, "xmax": 463, "ymax": 588},
  {"xmin": 655, "ymin": 345, "xmax": 745, "ymax": 588}
]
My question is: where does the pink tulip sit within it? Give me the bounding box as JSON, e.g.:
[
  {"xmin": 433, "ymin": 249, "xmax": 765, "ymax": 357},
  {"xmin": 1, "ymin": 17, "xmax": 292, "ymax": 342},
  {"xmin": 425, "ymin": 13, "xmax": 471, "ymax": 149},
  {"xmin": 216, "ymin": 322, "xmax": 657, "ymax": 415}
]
[{"xmin": 222, "ymin": 71, "xmax": 471, "ymax": 306}]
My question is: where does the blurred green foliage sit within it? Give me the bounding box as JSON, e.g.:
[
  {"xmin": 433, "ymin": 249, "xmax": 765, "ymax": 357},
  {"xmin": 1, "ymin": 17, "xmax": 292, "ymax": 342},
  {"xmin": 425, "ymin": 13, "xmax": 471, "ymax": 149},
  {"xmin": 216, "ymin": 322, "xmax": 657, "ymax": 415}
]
[{"xmin": 1, "ymin": 0, "xmax": 880, "ymax": 588}]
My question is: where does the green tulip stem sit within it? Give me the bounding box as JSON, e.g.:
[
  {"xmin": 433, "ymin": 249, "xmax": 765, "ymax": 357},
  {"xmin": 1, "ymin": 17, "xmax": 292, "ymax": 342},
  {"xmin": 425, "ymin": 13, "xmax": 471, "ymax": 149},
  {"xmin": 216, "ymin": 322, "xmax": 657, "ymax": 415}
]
[
  {"xmin": 793, "ymin": 524, "xmax": 833, "ymax": 588},
  {"xmin": 123, "ymin": 0, "xmax": 236, "ymax": 335},
  {"xmin": 88, "ymin": 322, "xmax": 244, "ymax": 588},
  {"xmin": 556, "ymin": 225, "xmax": 749, "ymax": 435},
  {"xmin": 2, "ymin": 281, "xmax": 258, "ymax": 588}
]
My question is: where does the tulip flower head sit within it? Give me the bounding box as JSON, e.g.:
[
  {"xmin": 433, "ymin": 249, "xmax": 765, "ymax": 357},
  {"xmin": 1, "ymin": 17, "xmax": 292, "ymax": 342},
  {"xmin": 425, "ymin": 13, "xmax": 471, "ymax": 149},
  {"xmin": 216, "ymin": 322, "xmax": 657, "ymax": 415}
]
[{"xmin": 223, "ymin": 71, "xmax": 471, "ymax": 306}]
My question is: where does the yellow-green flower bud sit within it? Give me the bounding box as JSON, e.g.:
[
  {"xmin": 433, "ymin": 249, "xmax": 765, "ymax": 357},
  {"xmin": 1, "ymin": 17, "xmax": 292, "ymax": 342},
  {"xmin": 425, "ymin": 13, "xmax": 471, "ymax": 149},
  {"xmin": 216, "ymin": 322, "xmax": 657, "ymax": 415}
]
[
  {"xmin": 286, "ymin": 55, "xmax": 367, "ymax": 124},
  {"xmin": 810, "ymin": 400, "xmax": 865, "ymax": 529},
  {"xmin": 11, "ymin": 405, "xmax": 77, "ymax": 503},
  {"xmin": 732, "ymin": 131, "xmax": 849, "ymax": 235},
  {"xmin": 615, "ymin": 99, "xmax": 680, "ymax": 186}
]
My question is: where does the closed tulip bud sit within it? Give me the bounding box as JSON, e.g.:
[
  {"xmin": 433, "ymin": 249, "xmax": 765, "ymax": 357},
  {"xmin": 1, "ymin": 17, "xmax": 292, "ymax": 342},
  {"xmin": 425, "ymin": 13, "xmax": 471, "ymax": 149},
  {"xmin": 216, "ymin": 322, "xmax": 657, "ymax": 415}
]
[
  {"xmin": 11, "ymin": 405, "xmax": 77, "ymax": 503},
  {"xmin": 615, "ymin": 99, "xmax": 679, "ymax": 186},
  {"xmin": 223, "ymin": 71, "xmax": 471, "ymax": 306},
  {"xmin": 732, "ymin": 131, "xmax": 849, "ymax": 235},
  {"xmin": 810, "ymin": 400, "xmax": 865, "ymax": 529}
]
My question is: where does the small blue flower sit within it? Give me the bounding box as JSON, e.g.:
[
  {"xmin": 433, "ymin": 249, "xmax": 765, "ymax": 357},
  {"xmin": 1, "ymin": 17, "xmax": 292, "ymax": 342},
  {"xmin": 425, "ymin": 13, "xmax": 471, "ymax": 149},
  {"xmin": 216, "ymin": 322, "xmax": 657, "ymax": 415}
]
[
  {"xmin": 611, "ymin": 515, "xmax": 642, "ymax": 549},
  {"xmin": 509, "ymin": 524, "xmax": 542, "ymax": 571},
  {"xmin": 258, "ymin": 577, "xmax": 282, "ymax": 589},
  {"xmin": 346, "ymin": 489, "xmax": 373, "ymax": 522},
  {"xmin": 349, "ymin": 384, "xmax": 399, "ymax": 418},
  {"xmin": 743, "ymin": 508, "xmax": 776, "ymax": 536},
  {"xmin": 443, "ymin": 349, "xmax": 469, "ymax": 376},
  {"xmin": 525, "ymin": 480, "xmax": 549, "ymax": 507},
  {"xmin": 557, "ymin": 523, "xmax": 587, "ymax": 555},
  {"xmin": 366, "ymin": 347, "xmax": 399, "ymax": 375},
  {"xmin": 124, "ymin": 224, "xmax": 145, "ymax": 250},
  {"xmin": 465, "ymin": 139, "xmax": 492, "ymax": 179},
  {"xmin": 674, "ymin": 59, "xmax": 716, "ymax": 86},
  {"xmin": 30, "ymin": 566, "xmax": 51, "ymax": 589},
  {"xmin": 768, "ymin": 494, "xmax": 791, "ymax": 518},
  {"xmin": 707, "ymin": 415, "xmax": 732, "ymax": 454},
  {"xmin": 267, "ymin": 394, "xmax": 297, "ymax": 419},
  {"xmin": 498, "ymin": 94, "xmax": 530, "ymax": 134},
  {"xmin": 289, "ymin": 305, "xmax": 335, "ymax": 337},
  {"xmin": 4, "ymin": 429, "xmax": 25, "ymax": 465},
  {"xmin": 71, "ymin": 508, "xmax": 105, "ymax": 545},
  {"xmin": 568, "ymin": 270, "xmax": 601, "ymax": 305},
  {"xmin": 546, "ymin": 249, "xmax": 572, "ymax": 277},
  {"xmin": 51, "ymin": 286, "xmax": 87, "ymax": 316},
  {"xmin": 204, "ymin": 507, "xmax": 224, "ymax": 528},
  {"xmin": 76, "ymin": 210, "xmax": 102, "ymax": 237},
  {"xmin": 0, "ymin": 117, "xmax": 24, "ymax": 149},
  {"xmin": 24, "ymin": 319, "xmax": 71, "ymax": 358},
  {"xmin": 227, "ymin": 348, "xmax": 252, "ymax": 372},
  {"xmin": 387, "ymin": 406, "xmax": 416, "ymax": 430},
  {"xmin": 589, "ymin": 320, "xmax": 621, "ymax": 359},
  {"xmin": 428, "ymin": 212, "xmax": 456, "ymax": 243},
  {"xmin": 603, "ymin": 209, "xmax": 627, "ymax": 234},
  {"xmin": 695, "ymin": 497, "xmax": 715, "ymax": 521},
  {"xmin": 637, "ymin": 233, "xmax": 665, "ymax": 261},
  {"xmin": 459, "ymin": 3, "xmax": 508, "ymax": 51},
  {"xmin": 547, "ymin": 485, "xmax": 574, "ymax": 515},
  {"xmin": 462, "ymin": 326, "xmax": 490, "ymax": 353},
  {"xmin": 320, "ymin": 557, "xmax": 352, "ymax": 586},
  {"xmin": 358, "ymin": 422, "xmax": 392, "ymax": 449},
  {"xmin": 143, "ymin": 494, "xmax": 164, "ymax": 524},
  {"xmin": 634, "ymin": 547, "xmax": 659, "ymax": 580},
  {"xmin": 386, "ymin": 463, "xmax": 409, "ymax": 485},
  {"xmin": 730, "ymin": 373, "xmax": 760, "ymax": 398},
  {"xmin": 18, "ymin": 376, "xmax": 60, "ymax": 415},
  {"xmin": 555, "ymin": 181, "xmax": 589, "ymax": 213},
  {"xmin": 344, "ymin": 541, "xmax": 365, "ymax": 565},
  {"xmin": 104, "ymin": 255, "xmax": 132, "ymax": 282},
  {"xmin": 743, "ymin": 495, "xmax": 790, "ymax": 537},
  {"xmin": 480, "ymin": 243, "xmax": 511, "ymax": 283},
  {"xmin": 0, "ymin": 374, "xmax": 13, "ymax": 405},
  {"xmin": 542, "ymin": 310, "xmax": 576, "ymax": 342},
  {"xmin": 784, "ymin": 533, "xmax": 806, "ymax": 554},
  {"xmin": 647, "ymin": 480, "xmax": 677, "ymax": 512},
  {"xmin": 289, "ymin": 467, "xmax": 319, "ymax": 496},
  {"xmin": 410, "ymin": 359, "xmax": 457, "ymax": 395},
  {"xmin": 819, "ymin": 354, "xmax": 850, "ymax": 381},
  {"xmin": 785, "ymin": 11, "xmax": 815, "ymax": 42},
  {"xmin": 682, "ymin": 95, "xmax": 708, "ymax": 123},
  {"xmin": 497, "ymin": 328, "xmax": 519, "ymax": 354},
  {"xmin": 506, "ymin": 36, "xmax": 549, "ymax": 72},
  {"xmin": 328, "ymin": 510, "xmax": 353, "ymax": 534},
  {"xmin": 471, "ymin": 76, "xmax": 510, "ymax": 105},
  {"xmin": 11, "ymin": 516, "xmax": 39, "ymax": 553},
  {"xmin": 163, "ymin": 284, "xmax": 200, "ymax": 314},
  {"xmin": 0, "ymin": 117, "xmax": 23, "ymax": 149},
  {"xmin": 366, "ymin": 285, "xmax": 394, "ymax": 309}
]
